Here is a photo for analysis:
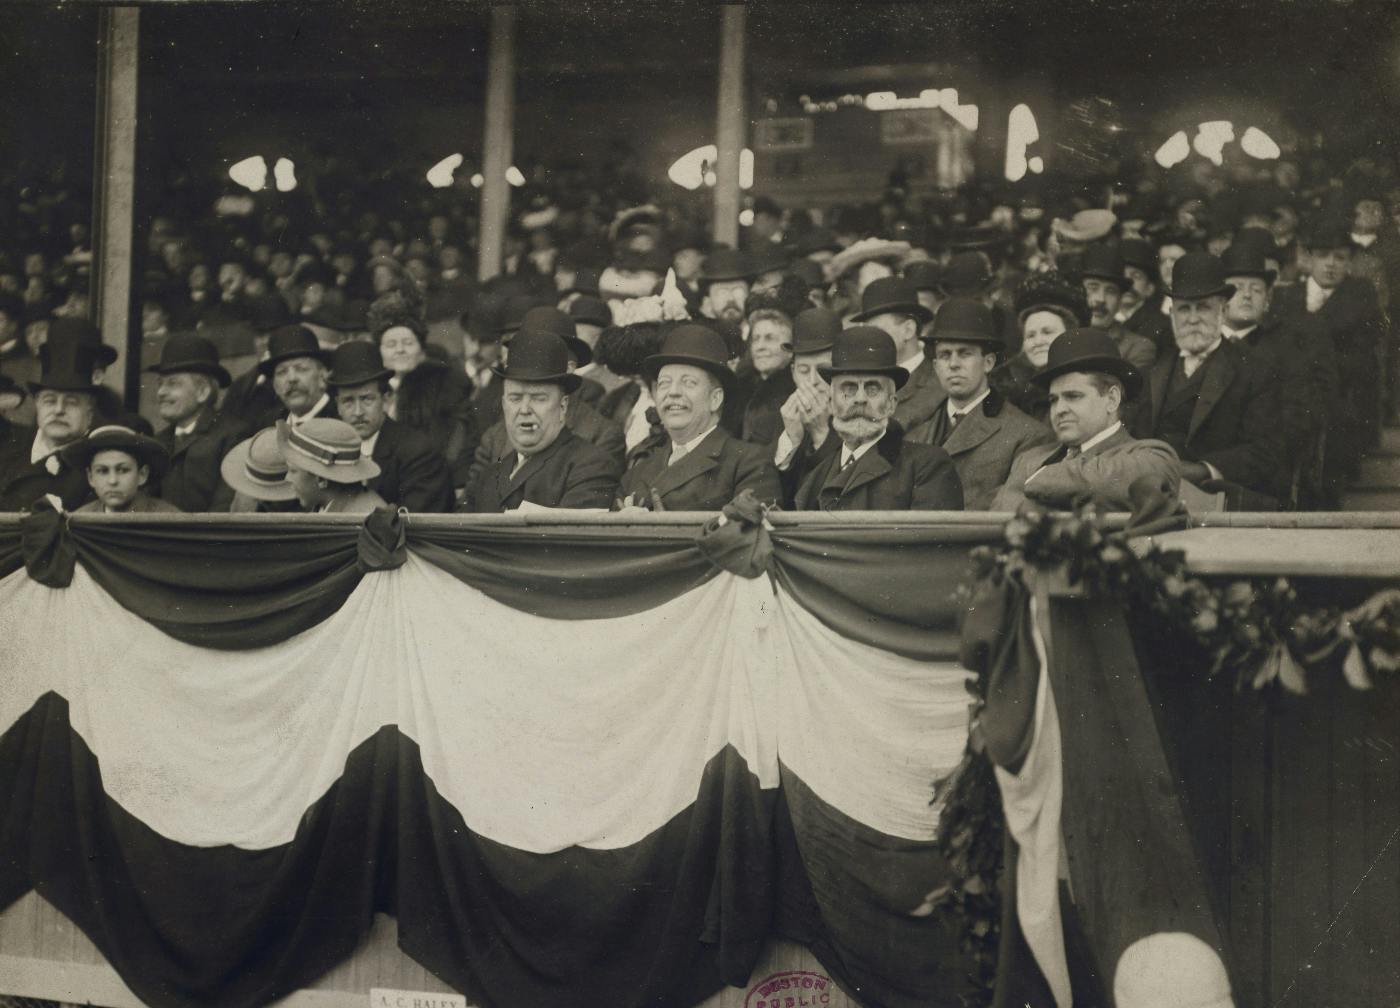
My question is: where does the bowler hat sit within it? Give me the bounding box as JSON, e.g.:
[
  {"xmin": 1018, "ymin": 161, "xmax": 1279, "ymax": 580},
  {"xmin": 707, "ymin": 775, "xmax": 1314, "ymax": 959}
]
[
  {"xmin": 750, "ymin": 243, "xmax": 791, "ymax": 277},
  {"xmin": 294, "ymin": 260, "xmax": 338, "ymax": 288},
  {"xmin": 326, "ymin": 341, "xmax": 392, "ymax": 389},
  {"xmin": 246, "ymin": 292, "xmax": 295, "ymax": 333},
  {"xmin": 818, "ymin": 326, "xmax": 909, "ymax": 389},
  {"xmin": 277, "ymin": 418, "xmax": 380, "ymax": 485},
  {"xmin": 61, "ymin": 424, "xmax": 170, "ymax": 481},
  {"xmin": 902, "ymin": 259, "xmax": 944, "ymax": 293},
  {"xmin": 849, "ymin": 276, "xmax": 933, "ymax": 325},
  {"xmin": 492, "ymin": 328, "xmax": 582, "ymax": 394},
  {"xmin": 516, "ymin": 306, "xmax": 593, "ymax": 366},
  {"xmin": 497, "ymin": 295, "xmax": 553, "ymax": 336},
  {"xmin": 700, "ymin": 247, "xmax": 757, "ymax": 284},
  {"xmin": 568, "ymin": 295, "xmax": 612, "ymax": 329},
  {"xmin": 1218, "ymin": 244, "xmax": 1278, "ymax": 287},
  {"xmin": 938, "ymin": 252, "xmax": 995, "ymax": 298},
  {"xmin": 790, "ymin": 308, "xmax": 842, "ymax": 355},
  {"xmin": 1301, "ymin": 218, "xmax": 1355, "ymax": 253},
  {"xmin": 1118, "ymin": 237, "xmax": 1157, "ymax": 274},
  {"xmin": 1162, "ymin": 252, "xmax": 1236, "ymax": 302},
  {"xmin": 926, "ymin": 297, "xmax": 1004, "ymax": 351},
  {"xmin": 220, "ymin": 427, "xmax": 297, "ymax": 502},
  {"xmin": 791, "ymin": 228, "xmax": 841, "ymax": 258},
  {"xmin": 145, "ymin": 332, "xmax": 232, "ymax": 387},
  {"xmin": 29, "ymin": 335, "xmax": 104, "ymax": 395},
  {"xmin": 257, "ymin": 325, "xmax": 332, "ymax": 376},
  {"xmin": 642, "ymin": 323, "xmax": 736, "ymax": 392},
  {"xmin": 1078, "ymin": 244, "xmax": 1129, "ymax": 291},
  {"xmin": 1031, "ymin": 327, "xmax": 1142, "ymax": 401},
  {"xmin": 45, "ymin": 316, "xmax": 117, "ymax": 368},
  {"xmin": 612, "ymin": 247, "xmax": 670, "ymax": 275},
  {"xmin": 1231, "ymin": 227, "xmax": 1281, "ymax": 265}
]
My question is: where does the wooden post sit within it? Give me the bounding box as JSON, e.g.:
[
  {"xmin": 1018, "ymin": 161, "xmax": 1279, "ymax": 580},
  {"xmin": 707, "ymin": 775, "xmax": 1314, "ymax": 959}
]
[
  {"xmin": 477, "ymin": 4, "xmax": 516, "ymax": 283},
  {"xmin": 92, "ymin": 6, "xmax": 140, "ymax": 402},
  {"xmin": 712, "ymin": 4, "xmax": 746, "ymax": 249}
]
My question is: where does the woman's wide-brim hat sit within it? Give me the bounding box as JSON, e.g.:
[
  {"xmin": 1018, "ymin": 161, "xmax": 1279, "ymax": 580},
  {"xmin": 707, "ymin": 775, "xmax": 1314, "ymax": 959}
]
[
  {"xmin": 1161, "ymin": 252, "xmax": 1236, "ymax": 302},
  {"xmin": 1014, "ymin": 271, "xmax": 1091, "ymax": 328},
  {"xmin": 1031, "ymin": 327, "xmax": 1143, "ymax": 401},
  {"xmin": 61, "ymin": 424, "xmax": 171, "ymax": 481},
  {"xmin": 277, "ymin": 418, "xmax": 381, "ymax": 485},
  {"xmin": 817, "ymin": 325, "xmax": 909, "ymax": 390},
  {"xmin": 220, "ymin": 427, "xmax": 298, "ymax": 501},
  {"xmin": 144, "ymin": 332, "xmax": 232, "ymax": 387},
  {"xmin": 642, "ymin": 322, "xmax": 736, "ymax": 392},
  {"xmin": 491, "ymin": 328, "xmax": 583, "ymax": 394}
]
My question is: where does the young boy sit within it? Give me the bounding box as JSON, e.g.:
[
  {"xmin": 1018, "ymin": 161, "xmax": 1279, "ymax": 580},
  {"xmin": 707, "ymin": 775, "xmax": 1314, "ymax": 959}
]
[{"xmin": 63, "ymin": 425, "xmax": 180, "ymax": 513}]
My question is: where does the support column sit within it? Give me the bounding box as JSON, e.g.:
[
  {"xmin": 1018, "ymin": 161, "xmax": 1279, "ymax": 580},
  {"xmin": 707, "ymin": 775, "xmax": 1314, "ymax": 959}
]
[
  {"xmin": 92, "ymin": 6, "xmax": 140, "ymax": 401},
  {"xmin": 478, "ymin": 4, "xmax": 516, "ymax": 283},
  {"xmin": 712, "ymin": 4, "xmax": 746, "ymax": 249}
]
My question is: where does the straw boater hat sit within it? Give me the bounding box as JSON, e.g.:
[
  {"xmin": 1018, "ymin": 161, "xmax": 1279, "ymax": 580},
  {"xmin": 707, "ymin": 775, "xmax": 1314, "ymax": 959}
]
[
  {"xmin": 220, "ymin": 427, "xmax": 297, "ymax": 502},
  {"xmin": 61, "ymin": 425, "xmax": 170, "ymax": 481},
  {"xmin": 277, "ymin": 418, "xmax": 380, "ymax": 485},
  {"xmin": 818, "ymin": 326, "xmax": 909, "ymax": 389}
]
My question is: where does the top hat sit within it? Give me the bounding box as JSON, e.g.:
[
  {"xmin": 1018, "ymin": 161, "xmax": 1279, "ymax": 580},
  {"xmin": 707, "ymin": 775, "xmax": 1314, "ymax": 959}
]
[
  {"xmin": 326, "ymin": 340, "xmax": 392, "ymax": 389},
  {"xmin": 1078, "ymin": 243, "xmax": 1129, "ymax": 291},
  {"xmin": 492, "ymin": 328, "xmax": 583, "ymax": 394},
  {"xmin": 938, "ymin": 252, "xmax": 995, "ymax": 297},
  {"xmin": 818, "ymin": 326, "xmax": 909, "ymax": 389},
  {"xmin": 220, "ymin": 427, "xmax": 297, "ymax": 502},
  {"xmin": 29, "ymin": 335, "xmax": 104, "ymax": 395},
  {"xmin": 1031, "ymin": 327, "xmax": 1142, "ymax": 401},
  {"xmin": 258, "ymin": 325, "xmax": 332, "ymax": 376},
  {"xmin": 902, "ymin": 259, "xmax": 944, "ymax": 293},
  {"xmin": 145, "ymin": 333, "xmax": 232, "ymax": 387},
  {"xmin": 790, "ymin": 308, "xmax": 842, "ymax": 355},
  {"xmin": 926, "ymin": 297, "xmax": 1004, "ymax": 351},
  {"xmin": 569, "ymin": 295, "xmax": 612, "ymax": 329},
  {"xmin": 1118, "ymin": 237, "xmax": 1157, "ymax": 275},
  {"xmin": 515, "ymin": 306, "xmax": 593, "ymax": 367},
  {"xmin": 1218, "ymin": 243, "xmax": 1278, "ymax": 287},
  {"xmin": 849, "ymin": 276, "xmax": 933, "ymax": 325},
  {"xmin": 45, "ymin": 316, "xmax": 117, "ymax": 368},
  {"xmin": 61, "ymin": 424, "xmax": 170, "ymax": 480},
  {"xmin": 642, "ymin": 323, "xmax": 736, "ymax": 391},
  {"xmin": 1161, "ymin": 252, "xmax": 1236, "ymax": 302},
  {"xmin": 699, "ymin": 247, "xmax": 757, "ymax": 284},
  {"xmin": 277, "ymin": 418, "xmax": 381, "ymax": 485}
]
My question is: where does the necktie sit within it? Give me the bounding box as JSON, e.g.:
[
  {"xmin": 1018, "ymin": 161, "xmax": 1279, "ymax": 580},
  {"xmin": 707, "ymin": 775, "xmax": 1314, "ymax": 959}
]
[
  {"xmin": 840, "ymin": 452, "xmax": 855, "ymax": 471},
  {"xmin": 1181, "ymin": 353, "xmax": 1206, "ymax": 379},
  {"xmin": 1065, "ymin": 446, "xmax": 1080, "ymax": 460},
  {"xmin": 949, "ymin": 411, "xmax": 965, "ymax": 429}
]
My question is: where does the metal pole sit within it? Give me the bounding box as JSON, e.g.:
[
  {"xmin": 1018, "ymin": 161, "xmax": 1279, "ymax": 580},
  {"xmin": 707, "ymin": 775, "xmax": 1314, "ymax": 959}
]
[
  {"xmin": 478, "ymin": 4, "xmax": 516, "ymax": 283},
  {"xmin": 712, "ymin": 4, "xmax": 746, "ymax": 248},
  {"xmin": 92, "ymin": 6, "xmax": 140, "ymax": 403}
]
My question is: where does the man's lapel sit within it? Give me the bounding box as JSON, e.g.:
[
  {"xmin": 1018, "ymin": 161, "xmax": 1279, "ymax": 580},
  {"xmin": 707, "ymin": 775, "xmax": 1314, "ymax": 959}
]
[
  {"xmin": 1148, "ymin": 355, "xmax": 1172, "ymax": 429},
  {"xmin": 897, "ymin": 357, "xmax": 937, "ymax": 403},
  {"xmin": 167, "ymin": 407, "xmax": 217, "ymax": 460},
  {"xmin": 504, "ymin": 431, "xmax": 566, "ymax": 497},
  {"xmin": 1188, "ymin": 346, "xmax": 1236, "ymax": 441},
  {"xmin": 943, "ymin": 405, "xmax": 998, "ymax": 456},
  {"xmin": 649, "ymin": 428, "xmax": 724, "ymax": 497},
  {"xmin": 1079, "ymin": 426, "xmax": 1131, "ymax": 459},
  {"xmin": 826, "ymin": 436, "xmax": 893, "ymax": 500}
]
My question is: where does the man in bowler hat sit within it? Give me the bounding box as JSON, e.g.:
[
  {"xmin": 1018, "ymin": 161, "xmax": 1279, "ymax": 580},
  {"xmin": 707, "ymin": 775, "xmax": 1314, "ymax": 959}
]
[
  {"xmin": 260, "ymin": 325, "xmax": 338, "ymax": 428},
  {"xmin": 1079, "ymin": 243, "xmax": 1159, "ymax": 371},
  {"xmin": 992, "ymin": 328, "xmax": 1179, "ymax": 512},
  {"xmin": 848, "ymin": 276, "xmax": 944, "ymax": 430},
  {"xmin": 147, "ymin": 333, "xmax": 247, "ymax": 511}
]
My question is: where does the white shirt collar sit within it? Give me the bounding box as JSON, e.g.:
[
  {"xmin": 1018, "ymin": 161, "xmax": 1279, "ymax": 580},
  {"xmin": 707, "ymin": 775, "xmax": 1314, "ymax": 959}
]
[
  {"xmin": 1353, "ymin": 232, "xmax": 1378, "ymax": 248},
  {"xmin": 1076, "ymin": 420, "xmax": 1122, "ymax": 455},
  {"xmin": 173, "ymin": 415, "xmax": 201, "ymax": 437},
  {"xmin": 840, "ymin": 428, "xmax": 887, "ymax": 468},
  {"xmin": 669, "ymin": 423, "xmax": 718, "ymax": 463},
  {"xmin": 360, "ymin": 428, "xmax": 381, "ymax": 458},
  {"xmin": 30, "ymin": 430, "xmax": 63, "ymax": 464},
  {"xmin": 289, "ymin": 393, "xmax": 330, "ymax": 425},
  {"xmin": 948, "ymin": 386, "xmax": 991, "ymax": 419},
  {"xmin": 1221, "ymin": 322, "xmax": 1257, "ymax": 342},
  {"xmin": 898, "ymin": 347, "xmax": 925, "ymax": 374},
  {"xmin": 1306, "ymin": 276, "xmax": 1336, "ymax": 312}
]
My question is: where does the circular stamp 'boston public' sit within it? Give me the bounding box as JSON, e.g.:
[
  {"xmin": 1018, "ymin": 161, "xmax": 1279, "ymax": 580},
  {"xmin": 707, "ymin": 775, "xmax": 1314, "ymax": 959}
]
[{"xmin": 744, "ymin": 970, "xmax": 835, "ymax": 1008}]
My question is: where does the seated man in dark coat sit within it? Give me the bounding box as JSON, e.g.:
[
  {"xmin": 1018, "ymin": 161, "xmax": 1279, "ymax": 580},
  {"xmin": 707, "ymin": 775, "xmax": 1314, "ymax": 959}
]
[
  {"xmin": 1133, "ymin": 253, "xmax": 1285, "ymax": 506},
  {"xmin": 462, "ymin": 327, "xmax": 622, "ymax": 512},
  {"xmin": 327, "ymin": 342, "xmax": 454, "ymax": 513},
  {"xmin": 617, "ymin": 324, "xmax": 781, "ymax": 511},
  {"xmin": 146, "ymin": 333, "xmax": 247, "ymax": 512},
  {"xmin": 792, "ymin": 326, "xmax": 963, "ymax": 511},
  {"xmin": 261, "ymin": 325, "xmax": 338, "ymax": 428}
]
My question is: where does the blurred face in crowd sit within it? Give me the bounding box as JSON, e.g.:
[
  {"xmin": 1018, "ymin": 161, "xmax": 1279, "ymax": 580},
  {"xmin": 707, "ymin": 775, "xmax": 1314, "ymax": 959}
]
[
  {"xmin": 331, "ymin": 251, "xmax": 357, "ymax": 277},
  {"xmin": 791, "ymin": 350, "xmax": 832, "ymax": 392},
  {"xmin": 747, "ymin": 316, "xmax": 793, "ymax": 378},
  {"xmin": 251, "ymin": 244, "xmax": 272, "ymax": 269},
  {"xmin": 335, "ymin": 380, "xmax": 390, "ymax": 440},
  {"xmin": 86, "ymin": 449, "xmax": 148, "ymax": 512},
  {"xmin": 1309, "ymin": 245, "xmax": 1352, "ymax": 289},
  {"xmin": 372, "ymin": 263, "xmax": 397, "ymax": 295},
  {"xmin": 439, "ymin": 246, "xmax": 463, "ymax": 273},
  {"xmin": 1355, "ymin": 199, "xmax": 1385, "ymax": 236},
  {"xmin": 1124, "ymin": 265, "xmax": 1155, "ymax": 307},
  {"xmin": 706, "ymin": 279, "xmax": 749, "ymax": 323},
  {"xmin": 428, "ymin": 215, "xmax": 449, "ymax": 242},
  {"xmin": 380, "ymin": 325, "xmax": 426, "ymax": 375},
  {"xmin": 0, "ymin": 308, "xmax": 19, "ymax": 344},
  {"xmin": 188, "ymin": 264, "xmax": 211, "ymax": 293},
  {"xmin": 866, "ymin": 312, "xmax": 919, "ymax": 360},
  {"xmin": 25, "ymin": 320, "xmax": 47, "ymax": 354},
  {"xmin": 752, "ymin": 269, "xmax": 785, "ymax": 296},
  {"xmin": 1048, "ymin": 372, "xmax": 1120, "ymax": 447},
  {"xmin": 1272, "ymin": 207, "xmax": 1298, "ymax": 245},
  {"xmin": 1225, "ymin": 275, "xmax": 1271, "ymax": 328},
  {"xmin": 1205, "ymin": 233, "xmax": 1231, "ymax": 258},
  {"xmin": 155, "ymin": 372, "xmax": 214, "ymax": 426},
  {"xmin": 1158, "ymin": 244, "xmax": 1187, "ymax": 288},
  {"xmin": 369, "ymin": 237, "xmax": 394, "ymax": 259},
  {"xmin": 35, "ymin": 389, "xmax": 94, "ymax": 447},
  {"xmin": 1274, "ymin": 161, "xmax": 1301, "ymax": 192},
  {"xmin": 404, "ymin": 257, "xmax": 431, "ymax": 288},
  {"xmin": 1021, "ymin": 310, "xmax": 1067, "ymax": 370},
  {"xmin": 830, "ymin": 373, "xmax": 897, "ymax": 448},
  {"xmin": 272, "ymin": 357, "xmax": 328, "ymax": 416},
  {"xmin": 268, "ymin": 251, "xmax": 294, "ymax": 280},
  {"xmin": 672, "ymin": 248, "xmax": 704, "ymax": 284},
  {"xmin": 161, "ymin": 241, "xmax": 187, "ymax": 275},
  {"xmin": 931, "ymin": 340, "xmax": 995, "ymax": 407},
  {"xmin": 24, "ymin": 253, "xmax": 45, "ymax": 278},
  {"xmin": 502, "ymin": 379, "xmax": 567, "ymax": 455},
  {"xmin": 1171, "ymin": 295, "xmax": 1226, "ymax": 355},
  {"xmin": 1083, "ymin": 278, "xmax": 1124, "ymax": 328},
  {"xmin": 300, "ymin": 281, "xmax": 327, "ymax": 314},
  {"xmin": 218, "ymin": 262, "xmax": 247, "ymax": 296},
  {"xmin": 655, "ymin": 364, "xmax": 723, "ymax": 444}
]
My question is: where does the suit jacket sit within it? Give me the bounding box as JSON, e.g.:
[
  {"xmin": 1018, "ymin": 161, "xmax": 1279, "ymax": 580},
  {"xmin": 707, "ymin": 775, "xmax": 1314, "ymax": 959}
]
[
  {"xmin": 370, "ymin": 417, "xmax": 454, "ymax": 512},
  {"xmin": 599, "ymin": 381, "xmax": 642, "ymax": 427},
  {"xmin": 1270, "ymin": 275, "xmax": 1384, "ymax": 382},
  {"xmin": 990, "ymin": 353, "xmax": 1049, "ymax": 424},
  {"xmin": 741, "ymin": 368, "xmax": 797, "ymax": 446},
  {"xmin": 618, "ymin": 425, "xmax": 781, "ymax": 512},
  {"xmin": 990, "ymin": 426, "xmax": 1180, "ymax": 512},
  {"xmin": 1103, "ymin": 321, "xmax": 1159, "ymax": 371},
  {"xmin": 467, "ymin": 398, "xmax": 626, "ymax": 487},
  {"xmin": 906, "ymin": 389, "xmax": 1054, "ymax": 510},
  {"xmin": 1133, "ymin": 338, "xmax": 1284, "ymax": 498},
  {"xmin": 464, "ymin": 427, "xmax": 622, "ymax": 512},
  {"xmin": 0, "ymin": 426, "xmax": 93, "ymax": 512},
  {"xmin": 793, "ymin": 423, "xmax": 964, "ymax": 512},
  {"xmin": 154, "ymin": 406, "xmax": 247, "ymax": 512},
  {"xmin": 76, "ymin": 492, "xmax": 181, "ymax": 514},
  {"xmin": 395, "ymin": 359, "xmax": 479, "ymax": 489},
  {"xmin": 892, "ymin": 355, "xmax": 946, "ymax": 431},
  {"xmin": 1123, "ymin": 295, "xmax": 1173, "ymax": 354},
  {"xmin": 219, "ymin": 364, "xmax": 280, "ymax": 430},
  {"xmin": 1230, "ymin": 318, "xmax": 1337, "ymax": 443}
]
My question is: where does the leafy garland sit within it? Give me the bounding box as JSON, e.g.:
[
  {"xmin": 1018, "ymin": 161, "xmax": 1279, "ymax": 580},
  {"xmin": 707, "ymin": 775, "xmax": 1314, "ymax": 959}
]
[{"xmin": 930, "ymin": 504, "xmax": 1400, "ymax": 1005}]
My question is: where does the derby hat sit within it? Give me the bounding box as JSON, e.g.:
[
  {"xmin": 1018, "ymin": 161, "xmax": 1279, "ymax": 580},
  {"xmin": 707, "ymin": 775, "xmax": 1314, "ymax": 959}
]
[
  {"xmin": 818, "ymin": 326, "xmax": 909, "ymax": 389},
  {"xmin": 611, "ymin": 246, "xmax": 671, "ymax": 275},
  {"xmin": 1231, "ymin": 226, "xmax": 1281, "ymax": 264},
  {"xmin": 849, "ymin": 275, "xmax": 933, "ymax": 325},
  {"xmin": 642, "ymin": 322, "xmax": 736, "ymax": 391},
  {"xmin": 1118, "ymin": 237, "xmax": 1157, "ymax": 274},
  {"xmin": 1301, "ymin": 217, "xmax": 1355, "ymax": 252},
  {"xmin": 246, "ymin": 292, "xmax": 295, "ymax": 333},
  {"xmin": 61, "ymin": 424, "xmax": 170, "ymax": 481},
  {"xmin": 938, "ymin": 252, "xmax": 995, "ymax": 298},
  {"xmin": 750, "ymin": 243, "xmax": 791, "ymax": 277},
  {"xmin": 45, "ymin": 316, "xmax": 117, "ymax": 368},
  {"xmin": 1218, "ymin": 243, "xmax": 1278, "ymax": 287},
  {"xmin": 699, "ymin": 247, "xmax": 757, "ymax": 284},
  {"xmin": 926, "ymin": 297, "xmax": 1004, "ymax": 351},
  {"xmin": 220, "ymin": 427, "xmax": 297, "ymax": 502},
  {"xmin": 277, "ymin": 418, "xmax": 381, "ymax": 485},
  {"xmin": 790, "ymin": 228, "xmax": 841, "ymax": 258},
  {"xmin": 790, "ymin": 308, "xmax": 842, "ymax": 355},
  {"xmin": 497, "ymin": 294, "xmax": 552, "ymax": 336},
  {"xmin": 1031, "ymin": 327, "xmax": 1142, "ymax": 401},
  {"xmin": 568, "ymin": 295, "xmax": 612, "ymax": 329},
  {"xmin": 1078, "ymin": 243, "xmax": 1129, "ymax": 291},
  {"xmin": 294, "ymin": 259, "xmax": 338, "ymax": 288},
  {"xmin": 145, "ymin": 333, "xmax": 232, "ymax": 387},
  {"xmin": 257, "ymin": 325, "xmax": 332, "ymax": 376},
  {"xmin": 515, "ymin": 306, "xmax": 593, "ymax": 367},
  {"xmin": 492, "ymin": 328, "xmax": 582, "ymax": 394},
  {"xmin": 326, "ymin": 340, "xmax": 393, "ymax": 388},
  {"xmin": 901, "ymin": 259, "xmax": 944, "ymax": 293},
  {"xmin": 1162, "ymin": 252, "xmax": 1236, "ymax": 302},
  {"xmin": 29, "ymin": 334, "xmax": 104, "ymax": 395}
]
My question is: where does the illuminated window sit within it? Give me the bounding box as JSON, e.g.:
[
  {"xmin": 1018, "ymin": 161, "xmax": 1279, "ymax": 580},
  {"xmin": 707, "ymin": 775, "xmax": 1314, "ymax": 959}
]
[
  {"xmin": 505, "ymin": 166, "xmax": 525, "ymax": 187},
  {"xmin": 273, "ymin": 157, "xmax": 297, "ymax": 192},
  {"xmin": 427, "ymin": 153, "xmax": 463, "ymax": 188},
  {"xmin": 1154, "ymin": 130, "xmax": 1191, "ymax": 169},
  {"xmin": 1192, "ymin": 121, "xmax": 1235, "ymax": 166},
  {"xmin": 1004, "ymin": 103, "xmax": 1040, "ymax": 181},
  {"xmin": 1240, "ymin": 126, "xmax": 1281, "ymax": 160},
  {"xmin": 228, "ymin": 156, "xmax": 268, "ymax": 193},
  {"xmin": 668, "ymin": 145, "xmax": 755, "ymax": 190}
]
